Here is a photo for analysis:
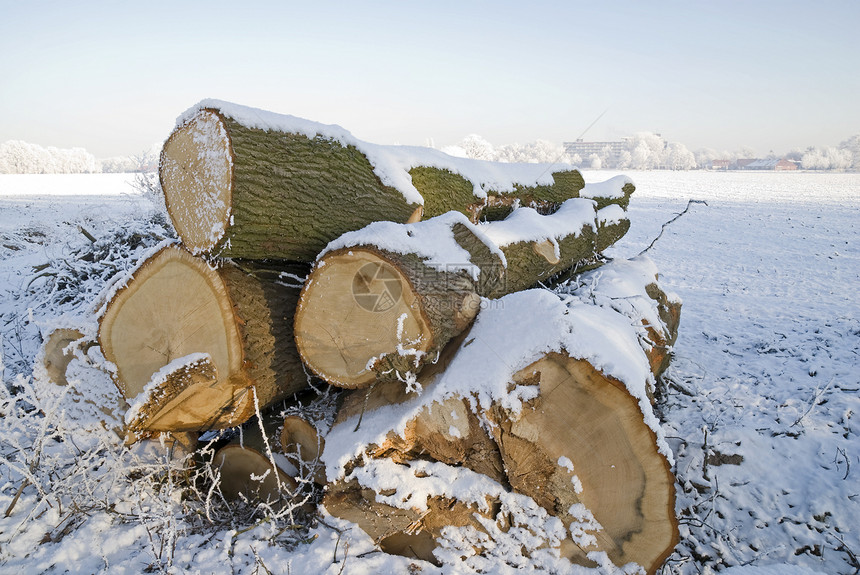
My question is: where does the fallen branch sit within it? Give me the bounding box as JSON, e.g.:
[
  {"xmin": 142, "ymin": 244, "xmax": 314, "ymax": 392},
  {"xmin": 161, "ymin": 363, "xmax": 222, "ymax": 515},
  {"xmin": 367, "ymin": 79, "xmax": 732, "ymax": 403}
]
[{"xmin": 638, "ymin": 200, "xmax": 708, "ymax": 256}]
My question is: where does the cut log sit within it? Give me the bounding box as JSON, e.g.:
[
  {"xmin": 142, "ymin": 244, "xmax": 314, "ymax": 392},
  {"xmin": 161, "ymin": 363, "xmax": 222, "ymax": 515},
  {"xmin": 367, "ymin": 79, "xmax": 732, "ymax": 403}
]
[
  {"xmin": 485, "ymin": 353, "xmax": 678, "ymax": 573},
  {"xmin": 280, "ymin": 414, "xmax": 327, "ymax": 485},
  {"xmin": 98, "ymin": 245, "xmax": 309, "ymax": 434},
  {"xmin": 38, "ymin": 328, "xmax": 127, "ymax": 437},
  {"xmin": 323, "ymin": 352, "xmax": 677, "ymax": 573},
  {"xmin": 160, "ymin": 107, "xmax": 422, "ymax": 261},
  {"xmin": 408, "ymin": 164, "xmax": 586, "ymax": 221},
  {"xmin": 214, "ymin": 416, "xmax": 298, "ymax": 503},
  {"xmin": 294, "ymin": 213, "xmax": 504, "ymax": 389},
  {"xmin": 320, "ymin": 284, "xmax": 678, "ymax": 573},
  {"xmin": 295, "ymin": 195, "xmax": 630, "ymax": 388},
  {"xmin": 159, "ymin": 101, "xmax": 592, "ymax": 261}
]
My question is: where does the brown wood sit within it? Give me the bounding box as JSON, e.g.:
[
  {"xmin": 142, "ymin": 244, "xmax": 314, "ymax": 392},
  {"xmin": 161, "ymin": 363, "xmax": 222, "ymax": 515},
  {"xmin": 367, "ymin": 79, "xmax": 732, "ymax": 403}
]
[
  {"xmin": 644, "ymin": 282, "xmax": 682, "ymax": 379},
  {"xmin": 294, "ymin": 218, "xmax": 503, "ymax": 389},
  {"xmin": 98, "ymin": 245, "xmax": 309, "ymax": 435},
  {"xmin": 159, "ymin": 104, "xmax": 593, "ymax": 262},
  {"xmin": 280, "ymin": 414, "xmax": 326, "ymax": 485},
  {"xmin": 214, "ymin": 416, "xmax": 299, "ymax": 504},
  {"xmin": 294, "ymin": 198, "xmax": 630, "ymax": 388},
  {"xmin": 487, "ymin": 353, "xmax": 678, "ymax": 573}
]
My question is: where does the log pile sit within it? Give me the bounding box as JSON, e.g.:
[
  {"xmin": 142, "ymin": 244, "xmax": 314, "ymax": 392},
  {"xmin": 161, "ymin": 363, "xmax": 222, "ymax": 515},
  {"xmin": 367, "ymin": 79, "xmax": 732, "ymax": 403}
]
[{"xmin": 47, "ymin": 100, "xmax": 681, "ymax": 573}]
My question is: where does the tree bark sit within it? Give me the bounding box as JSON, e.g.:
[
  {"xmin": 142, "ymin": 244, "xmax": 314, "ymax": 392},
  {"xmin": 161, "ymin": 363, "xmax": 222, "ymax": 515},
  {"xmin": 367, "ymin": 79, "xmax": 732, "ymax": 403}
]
[
  {"xmin": 98, "ymin": 245, "xmax": 309, "ymax": 434},
  {"xmin": 294, "ymin": 197, "xmax": 629, "ymax": 388},
  {"xmin": 159, "ymin": 108, "xmax": 422, "ymax": 261},
  {"xmin": 159, "ymin": 103, "xmax": 598, "ymax": 262}
]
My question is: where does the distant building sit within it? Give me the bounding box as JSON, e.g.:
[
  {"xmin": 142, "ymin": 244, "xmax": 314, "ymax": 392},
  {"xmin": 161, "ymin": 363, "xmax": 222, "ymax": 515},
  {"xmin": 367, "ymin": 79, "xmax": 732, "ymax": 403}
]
[
  {"xmin": 741, "ymin": 158, "xmax": 799, "ymax": 171},
  {"xmin": 711, "ymin": 159, "xmax": 732, "ymax": 170},
  {"xmin": 564, "ymin": 138, "xmax": 631, "ymax": 160}
]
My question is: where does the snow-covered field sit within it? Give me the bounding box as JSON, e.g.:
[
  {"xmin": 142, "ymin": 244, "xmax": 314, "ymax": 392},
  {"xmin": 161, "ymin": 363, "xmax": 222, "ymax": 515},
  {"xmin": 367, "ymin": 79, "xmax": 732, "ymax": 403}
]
[{"xmin": 0, "ymin": 171, "xmax": 857, "ymax": 574}]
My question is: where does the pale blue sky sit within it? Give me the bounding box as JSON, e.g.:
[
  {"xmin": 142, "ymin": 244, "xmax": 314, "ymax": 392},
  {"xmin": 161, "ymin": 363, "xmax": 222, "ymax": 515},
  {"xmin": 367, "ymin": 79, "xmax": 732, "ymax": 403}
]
[{"xmin": 1, "ymin": 0, "xmax": 858, "ymax": 157}]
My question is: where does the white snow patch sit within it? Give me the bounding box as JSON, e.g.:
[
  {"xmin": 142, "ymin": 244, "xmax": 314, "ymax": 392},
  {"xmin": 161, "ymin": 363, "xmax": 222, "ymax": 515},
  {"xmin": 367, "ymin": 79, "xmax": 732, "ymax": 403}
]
[
  {"xmin": 580, "ymin": 174, "xmax": 634, "ymax": 199},
  {"xmin": 481, "ymin": 197, "xmax": 596, "ymax": 248},
  {"xmin": 320, "ymin": 210, "xmax": 503, "ymax": 279}
]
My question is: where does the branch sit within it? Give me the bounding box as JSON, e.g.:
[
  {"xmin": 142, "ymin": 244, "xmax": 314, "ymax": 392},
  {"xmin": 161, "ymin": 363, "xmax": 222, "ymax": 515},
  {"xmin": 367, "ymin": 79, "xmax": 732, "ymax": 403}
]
[{"xmin": 638, "ymin": 200, "xmax": 708, "ymax": 256}]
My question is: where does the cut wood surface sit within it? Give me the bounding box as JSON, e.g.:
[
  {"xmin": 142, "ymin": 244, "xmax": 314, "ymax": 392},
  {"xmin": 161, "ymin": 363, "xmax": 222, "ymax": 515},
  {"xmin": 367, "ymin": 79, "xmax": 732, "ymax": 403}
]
[
  {"xmin": 41, "ymin": 328, "xmax": 85, "ymax": 387},
  {"xmin": 294, "ymin": 215, "xmax": 503, "ymax": 388},
  {"xmin": 98, "ymin": 245, "xmax": 309, "ymax": 434},
  {"xmin": 159, "ymin": 101, "xmax": 593, "ymax": 261},
  {"xmin": 322, "ymin": 350, "xmax": 677, "ymax": 572},
  {"xmin": 214, "ymin": 416, "xmax": 299, "ymax": 503},
  {"xmin": 280, "ymin": 414, "xmax": 327, "ymax": 485},
  {"xmin": 488, "ymin": 353, "xmax": 679, "ymax": 573},
  {"xmin": 295, "ymin": 196, "xmax": 631, "ymax": 388}
]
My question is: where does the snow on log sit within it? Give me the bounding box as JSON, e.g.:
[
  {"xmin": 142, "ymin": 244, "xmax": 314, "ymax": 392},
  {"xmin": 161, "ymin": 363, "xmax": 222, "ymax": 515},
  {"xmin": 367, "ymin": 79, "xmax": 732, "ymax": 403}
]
[
  {"xmin": 294, "ymin": 192, "xmax": 631, "ymax": 388},
  {"xmin": 562, "ymin": 256, "xmax": 682, "ymax": 382},
  {"xmin": 98, "ymin": 245, "xmax": 309, "ymax": 434},
  {"xmin": 159, "ymin": 99, "xmax": 595, "ymax": 261},
  {"xmin": 320, "ymin": 267, "xmax": 679, "ymax": 573},
  {"xmin": 293, "ymin": 212, "xmax": 504, "ymax": 389}
]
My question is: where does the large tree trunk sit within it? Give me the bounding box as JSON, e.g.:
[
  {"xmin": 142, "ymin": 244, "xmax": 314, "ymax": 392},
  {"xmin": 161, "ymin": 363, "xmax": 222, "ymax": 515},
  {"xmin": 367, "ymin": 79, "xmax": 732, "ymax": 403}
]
[
  {"xmin": 159, "ymin": 108, "xmax": 422, "ymax": 261},
  {"xmin": 159, "ymin": 101, "xmax": 593, "ymax": 262},
  {"xmin": 98, "ymin": 245, "xmax": 308, "ymax": 434},
  {"xmin": 294, "ymin": 196, "xmax": 630, "ymax": 388}
]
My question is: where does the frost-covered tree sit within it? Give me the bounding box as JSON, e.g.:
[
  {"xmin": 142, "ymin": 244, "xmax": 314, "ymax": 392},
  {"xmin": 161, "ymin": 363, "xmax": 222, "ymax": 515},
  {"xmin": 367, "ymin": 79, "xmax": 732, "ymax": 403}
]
[
  {"xmin": 458, "ymin": 134, "xmax": 495, "ymax": 161},
  {"xmin": 802, "ymin": 146, "xmax": 853, "ymax": 170},
  {"xmin": 0, "ymin": 140, "xmax": 99, "ymax": 174},
  {"xmin": 496, "ymin": 140, "xmax": 571, "ymax": 164},
  {"xmin": 839, "ymin": 134, "xmax": 860, "ymax": 170},
  {"xmin": 665, "ymin": 142, "xmax": 696, "ymax": 170}
]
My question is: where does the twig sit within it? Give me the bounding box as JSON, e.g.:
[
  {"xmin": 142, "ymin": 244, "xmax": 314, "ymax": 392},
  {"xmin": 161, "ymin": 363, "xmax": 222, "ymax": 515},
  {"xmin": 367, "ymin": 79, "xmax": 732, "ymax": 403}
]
[
  {"xmin": 827, "ymin": 531, "xmax": 860, "ymax": 573},
  {"xmin": 4, "ymin": 479, "xmax": 28, "ymax": 517},
  {"xmin": 77, "ymin": 225, "xmax": 97, "ymax": 244},
  {"xmin": 353, "ymin": 381, "xmax": 377, "ymax": 432},
  {"xmin": 638, "ymin": 199, "xmax": 708, "ymax": 256},
  {"xmin": 791, "ymin": 377, "xmax": 835, "ymax": 427}
]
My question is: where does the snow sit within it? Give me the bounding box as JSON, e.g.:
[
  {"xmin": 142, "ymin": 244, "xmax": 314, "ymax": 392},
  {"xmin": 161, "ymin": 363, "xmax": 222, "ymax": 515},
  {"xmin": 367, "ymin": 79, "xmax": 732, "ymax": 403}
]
[
  {"xmin": 2, "ymin": 170, "xmax": 859, "ymax": 574},
  {"xmin": 182, "ymin": 100, "xmax": 582, "ymax": 207},
  {"xmin": 481, "ymin": 197, "xmax": 596, "ymax": 248},
  {"xmin": 320, "ymin": 210, "xmax": 501, "ymax": 279},
  {"xmin": 580, "ymin": 174, "xmax": 633, "ymax": 199}
]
